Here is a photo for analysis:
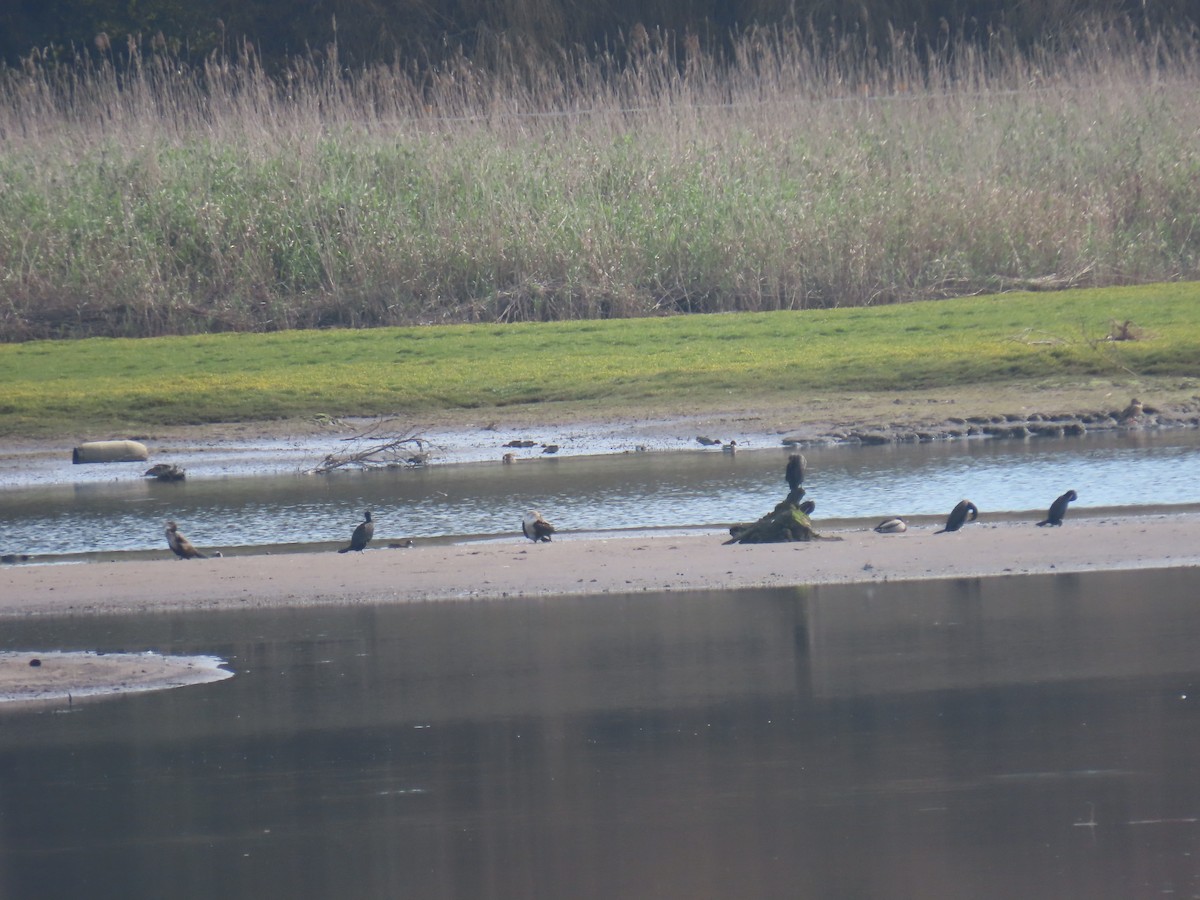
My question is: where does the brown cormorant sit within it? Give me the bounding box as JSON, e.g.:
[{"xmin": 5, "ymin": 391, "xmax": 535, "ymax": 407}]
[
  {"xmin": 165, "ymin": 520, "xmax": 207, "ymax": 559},
  {"xmin": 522, "ymin": 510, "xmax": 555, "ymax": 542}
]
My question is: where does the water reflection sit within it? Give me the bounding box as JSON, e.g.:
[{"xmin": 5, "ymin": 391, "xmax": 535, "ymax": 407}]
[
  {"xmin": 2, "ymin": 568, "xmax": 1200, "ymax": 898},
  {"xmin": 3, "ymin": 429, "xmax": 1200, "ymax": 557}
]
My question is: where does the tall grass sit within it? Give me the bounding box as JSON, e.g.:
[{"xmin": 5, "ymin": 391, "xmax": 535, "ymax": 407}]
[{"xmin": 2, "ymin": 23, "xmax": 1200, "ymax": 340}]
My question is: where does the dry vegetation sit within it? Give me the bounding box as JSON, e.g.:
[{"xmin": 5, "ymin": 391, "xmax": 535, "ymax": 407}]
[{"xmin": 1, "ymin": 23, "xmax": 1199, "ymax": 340}]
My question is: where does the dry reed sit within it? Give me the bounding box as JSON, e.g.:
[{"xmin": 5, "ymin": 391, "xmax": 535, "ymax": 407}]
[{"xmin": 1, "ymin": 22, "xmax": 1198, "ymax": 339}]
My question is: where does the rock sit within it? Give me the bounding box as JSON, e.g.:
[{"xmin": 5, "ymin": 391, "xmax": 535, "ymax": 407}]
[{"xmin": 72, "ymin": 440, "xmax": 149, "ymax": 464}]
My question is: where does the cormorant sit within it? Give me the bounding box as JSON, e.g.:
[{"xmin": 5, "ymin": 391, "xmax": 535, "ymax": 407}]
[
  {"xmin": 1037, "ymin": 490, "xmax": 1077, "ymax": 527},
  {"xmin": 935, "ymin": 500, "xmax": 978, "ymax": 534},
  {"xmin": 874, "ymin": 517, "xmax": 908, "ymax": 534},
  {"xmin": 165, "ymin": 520, "xmax": 207, "ymax": 559},
  {"xmin": 338, "ymin": 510, "xmax": 374, "ymax": 553},
  {"xmin": 785, "ymin": 454, "xmax": 806, "ymax": 492},
  {"xmin": 522, "ymin": 510, "xmax": 555, "ymax": 543}
]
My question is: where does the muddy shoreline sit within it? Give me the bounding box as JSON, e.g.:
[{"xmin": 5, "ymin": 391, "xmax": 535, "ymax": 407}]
[{"xmin": 3, "ymin": 385, "xmax": 1198, "ymax": 487}]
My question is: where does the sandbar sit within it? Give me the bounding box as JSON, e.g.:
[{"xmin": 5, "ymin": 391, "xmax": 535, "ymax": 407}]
[
  {"xmin": 4, "ymin": 511, "xmax": 1197, "ymax": 706},
  {"xmin": 4, "ymin": 513, "xmax": 1197, "ymax": 619}
]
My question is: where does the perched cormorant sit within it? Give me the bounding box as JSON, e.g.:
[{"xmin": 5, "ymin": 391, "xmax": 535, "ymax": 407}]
[
  {"xmin": 522, "ymin": 510, "xmax": 555, "ymax": 543},
  {"xmin": 873, "ymin": 517, "xmax": 908, "ymax": 534},
  {"xmin": 935, "ymin": 500, "xmax": 979, "ymax": 534},
  {"xmin": 338, "ymin": 510, "xmax": 374, "ymax": 553},
  {"xmin": 1037, "ymin": 490, "xmax": 1078, "ymax": 527},
  {"xmin": 165, "ymin": 520, "xmax": 207, "ymax": 559},
  {"xmin": 785, "ymin": 454, "xmax": 806, "ymax": 492}
]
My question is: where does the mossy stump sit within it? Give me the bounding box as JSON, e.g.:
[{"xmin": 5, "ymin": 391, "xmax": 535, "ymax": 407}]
[{"xmin": 724, "ymin": 489, "xmax": 842, "ymax": 544}]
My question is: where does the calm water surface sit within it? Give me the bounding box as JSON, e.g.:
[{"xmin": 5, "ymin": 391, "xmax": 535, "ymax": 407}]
[
  {"xmin": 3, "ymin": 569, "xmax": 1200, "ymax": 899},
  {"xmin": 3, "ymin": 429, "xmax": 1200, "ymax": 557}
]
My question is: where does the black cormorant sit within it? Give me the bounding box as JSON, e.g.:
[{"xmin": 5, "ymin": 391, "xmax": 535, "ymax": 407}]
[
  {"xmin": 934, "ymin": 500, "xmax": 978, "ymax": 534},
  {"xmin": 1037, "ymin": 490, "xmax": 1077, "ymax": 527},
  {"xmin": 785, "ymin": 454, "xmax": 806, "ymax": 492},
  {"xmin": 338, "ymin": 510, "xmax": 374, "ymax": 553}
]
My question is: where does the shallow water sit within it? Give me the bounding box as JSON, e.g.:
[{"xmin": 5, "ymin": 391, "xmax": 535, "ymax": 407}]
[
  {"xmin": 2, "ymin": 429, "xmax": 1200, "ymax": 558},
  {"xmin": 3, "ymin": 569, "xmax": 1200, "ymax": 899}
]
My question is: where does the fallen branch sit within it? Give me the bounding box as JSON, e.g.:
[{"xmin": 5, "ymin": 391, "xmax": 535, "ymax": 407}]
[{"xmin": 307, "ymin": 419, "xmax": 431, "ymax": 473}]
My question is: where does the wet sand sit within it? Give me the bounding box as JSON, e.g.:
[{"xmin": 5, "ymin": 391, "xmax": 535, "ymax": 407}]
[
  {"xmin": 4, "ymin": 512, "xmax": 1197, "ymax": 703},
  {"xmin": 4, "ymin": 513, "xmax": 1197, "ymax": 619}
]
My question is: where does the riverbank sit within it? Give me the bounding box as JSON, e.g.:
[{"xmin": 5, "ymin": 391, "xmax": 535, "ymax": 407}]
[{"xmin": 3, "ymin": 381, "xmax": 1199, "ymax": 486}]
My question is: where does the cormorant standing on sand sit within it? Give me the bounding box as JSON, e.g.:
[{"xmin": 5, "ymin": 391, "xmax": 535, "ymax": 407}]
[
  {"xmin": 935, "ymin": 500, "xmax": 978, "ymax": 534},
  {"xmin": 785, "ymin": 454, "xmax": 806, "ymax": 493},
  {"xmin": 339, "ymin": 510, "xmax": 374, "ymax": 553},
  {"xmin": 1037, "ymin": 490, "xmax": 1077, "ymax": 527},
  {"xmin": 165, "ymin": 520, "xmax": 207, "ymax": 559},
  {"xmin": 522, "ymin": 510, "xmax": 555, "ymax": 543},
  {"xmin": 874, "ymin": 517, "xmax": 908, "ymax": 534}
]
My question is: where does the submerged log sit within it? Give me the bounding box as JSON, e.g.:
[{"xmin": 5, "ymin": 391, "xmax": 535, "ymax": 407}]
[
  {"xmin": 724, "ymin": 489, "xmax": 841, "ymax": 544},
  {"xmin": 144, "ymin": 463, "xmax": 186, "ymax": 481}
]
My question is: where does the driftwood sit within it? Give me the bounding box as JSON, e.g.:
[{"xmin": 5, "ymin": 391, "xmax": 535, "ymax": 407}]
[
  {"xmin": 308, "ymin": 419, "xmax": 430, "ymax": 474},
  {"xmin": 725, "ymin": 488, "xmax": 842, "ymax": 544}
]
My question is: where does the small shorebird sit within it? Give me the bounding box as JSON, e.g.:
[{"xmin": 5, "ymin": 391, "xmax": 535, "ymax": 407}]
[
  {"xmin": 522, "ymin": 510, "xmax": 555, "ymax": 543},
  {"xmin": 165, "ymin": 520, "xmax": 207, "ymax": 559},
  {"xmin": 338, "ymin": 510, "xmax": 374, "ymax": 553}
]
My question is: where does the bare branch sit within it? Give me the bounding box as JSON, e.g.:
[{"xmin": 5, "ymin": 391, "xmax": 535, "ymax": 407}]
[{"xmin": 307, "ymin": 418, "xmax": 431, "ymax": 473}]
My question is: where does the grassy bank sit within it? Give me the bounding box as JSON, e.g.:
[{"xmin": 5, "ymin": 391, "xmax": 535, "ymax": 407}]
[
  {"xmin": 2, "ymin": 25, "xmax": 1200, "ymax": 340},
  {"xmin": 1, "ymin": 284, "xmax": 1197, "ymax": 437}
]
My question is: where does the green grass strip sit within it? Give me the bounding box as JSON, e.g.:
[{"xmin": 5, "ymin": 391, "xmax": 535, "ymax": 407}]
[{"xmin": 2, "ymin": 284, "xmax": 1198, "ymax": 437}]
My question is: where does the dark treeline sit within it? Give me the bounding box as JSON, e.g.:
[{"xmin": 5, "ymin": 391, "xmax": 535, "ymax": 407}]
[{"xmin": 3, "ymin": 0, "xmax": 1195, "ymax": 71}]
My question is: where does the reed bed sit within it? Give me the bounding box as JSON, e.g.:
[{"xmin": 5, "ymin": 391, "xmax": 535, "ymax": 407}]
[{"xmin": 1, "ymin": 23, "xmax": 1199, "ymax": 340}]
